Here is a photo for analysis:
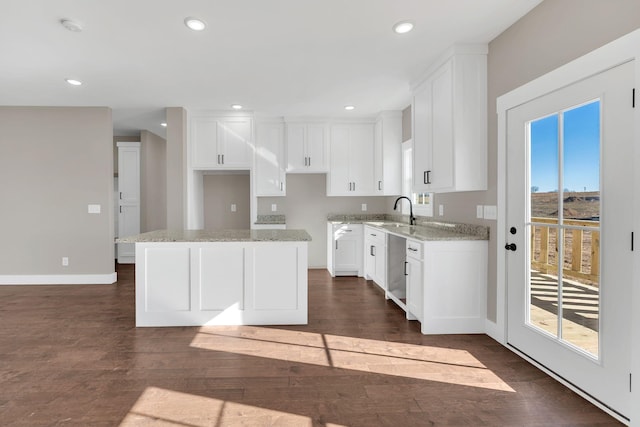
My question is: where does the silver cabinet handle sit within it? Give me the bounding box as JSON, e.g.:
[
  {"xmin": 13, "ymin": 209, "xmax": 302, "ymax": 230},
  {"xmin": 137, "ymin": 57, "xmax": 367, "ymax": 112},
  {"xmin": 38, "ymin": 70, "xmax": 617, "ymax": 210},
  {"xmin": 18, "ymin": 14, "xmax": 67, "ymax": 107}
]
[
  {"xmin": 378, "ymin": 181, "xmax": 382, "ymax": 191},
  {"xmin": 335, "ymin": 240, "xmax": 338, "ymax": 250},
  {"xmin": 370, "ymin": 233, "xmax": 376, "ymax": 237},
  {"xmin": 370, "ymin": 245, "xmax": 375, "ymax": 256},
  {"xmin": 404, "ymin": 261, "xmax": 408, "ymax": 276},
  {"xmin": 343, "ymin": 229, "xmax": 352, "ymax": 232},
  {"xmin": 308, "ymin": 157, "xmax": 311, "ymax": 167},
  {"xmin": 217, "ymin": 154, "xmax": 221, "ymax": 164},
  {"xmin": 353, "ymin": 182, "xmax": 356, "ymax": 191},
  {"xmin": 280, "ymin": 182, "xmax": 283, "ymax": 191},
  {"xmin": 424, "ymin": 170, "xmax": 431, "ymax": 184},
  {"xmin": 408, "ymin": 247, "xmax": 418, "ymax": 252},
  {"xmin": 222, "ymin": 154, "xmax": 224, "ymax": 164},
  {"xmin": 119, "ymin": 206, "xmax": 122, "ymax": 213}
]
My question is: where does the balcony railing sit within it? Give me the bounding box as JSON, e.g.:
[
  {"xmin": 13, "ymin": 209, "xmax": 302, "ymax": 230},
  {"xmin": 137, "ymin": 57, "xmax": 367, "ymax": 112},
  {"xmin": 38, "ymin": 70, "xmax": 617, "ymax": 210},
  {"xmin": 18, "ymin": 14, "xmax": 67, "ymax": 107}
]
[{"xmin": 530, "ymin": 217, "xmax": 600, "ymax": 285}]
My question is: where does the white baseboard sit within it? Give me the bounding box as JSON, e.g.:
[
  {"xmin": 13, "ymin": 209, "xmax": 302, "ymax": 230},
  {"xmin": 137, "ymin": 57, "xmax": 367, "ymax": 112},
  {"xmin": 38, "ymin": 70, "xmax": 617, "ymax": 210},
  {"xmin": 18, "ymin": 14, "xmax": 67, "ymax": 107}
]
[{"xmin": 0, "ymin": 272, "xmax": 117, "ymax": 285}]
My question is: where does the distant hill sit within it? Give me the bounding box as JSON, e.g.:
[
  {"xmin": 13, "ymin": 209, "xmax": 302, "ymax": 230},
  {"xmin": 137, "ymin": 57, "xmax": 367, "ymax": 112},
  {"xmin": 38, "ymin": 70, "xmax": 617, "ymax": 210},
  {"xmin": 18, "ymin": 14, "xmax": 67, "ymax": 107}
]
[{"xmin": 531, "ymin": 191, "xmax": 600, "ymax": 220}]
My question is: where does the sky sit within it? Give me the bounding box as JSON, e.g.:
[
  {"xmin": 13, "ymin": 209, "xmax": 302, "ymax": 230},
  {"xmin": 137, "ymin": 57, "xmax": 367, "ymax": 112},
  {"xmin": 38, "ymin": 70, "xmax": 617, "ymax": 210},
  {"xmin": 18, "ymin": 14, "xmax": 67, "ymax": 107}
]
[{"xmin": 530, "ymin": 100, "xmax": 600, "ymax": 193}]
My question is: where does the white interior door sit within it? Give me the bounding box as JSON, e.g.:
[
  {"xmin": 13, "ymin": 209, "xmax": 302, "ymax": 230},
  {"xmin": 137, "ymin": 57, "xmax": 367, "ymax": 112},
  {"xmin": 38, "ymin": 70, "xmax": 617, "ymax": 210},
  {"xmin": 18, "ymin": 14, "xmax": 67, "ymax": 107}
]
[{"xmin": 506, "ymin": 61, "xmax": 634, "ymax": 419}]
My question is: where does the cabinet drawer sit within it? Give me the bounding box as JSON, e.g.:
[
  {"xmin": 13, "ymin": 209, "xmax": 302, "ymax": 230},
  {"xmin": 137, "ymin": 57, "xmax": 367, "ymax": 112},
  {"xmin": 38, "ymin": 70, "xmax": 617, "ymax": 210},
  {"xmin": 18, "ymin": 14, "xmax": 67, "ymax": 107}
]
[
  {"xmin": 406, "ymin": 239, "xmax": 423, "ymax": 260},
  {"xmin": 364, "ymin": 226, "xmax": 386, "ymax": 245}
]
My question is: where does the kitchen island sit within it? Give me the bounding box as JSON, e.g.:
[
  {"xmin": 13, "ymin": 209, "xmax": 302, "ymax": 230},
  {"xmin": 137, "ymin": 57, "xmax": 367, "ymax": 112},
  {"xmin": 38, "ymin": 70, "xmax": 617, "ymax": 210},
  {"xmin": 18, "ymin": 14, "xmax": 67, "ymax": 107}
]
[{"xmin": 118, "ymin": 229, "xmax": 311, "ymax": 327}]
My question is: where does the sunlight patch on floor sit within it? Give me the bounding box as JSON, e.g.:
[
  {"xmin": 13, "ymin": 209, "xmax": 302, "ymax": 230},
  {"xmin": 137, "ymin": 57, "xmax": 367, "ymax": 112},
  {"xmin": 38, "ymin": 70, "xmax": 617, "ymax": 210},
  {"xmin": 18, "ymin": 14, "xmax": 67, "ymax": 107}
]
[
  {"xmin": 120, "ymin": 387, "xmax": 339, "ymax": 427},
  {"xmin": 189, "ymin": 326, "xmax": 515, "ymax": 392}
]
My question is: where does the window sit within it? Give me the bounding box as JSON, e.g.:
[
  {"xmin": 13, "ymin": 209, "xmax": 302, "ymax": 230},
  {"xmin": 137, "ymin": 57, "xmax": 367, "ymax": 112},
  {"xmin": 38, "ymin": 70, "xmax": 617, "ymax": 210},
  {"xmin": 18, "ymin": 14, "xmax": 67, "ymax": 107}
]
[{"xmin": 402, "ymin": 139, "xmax": 433, "ymax": 217}]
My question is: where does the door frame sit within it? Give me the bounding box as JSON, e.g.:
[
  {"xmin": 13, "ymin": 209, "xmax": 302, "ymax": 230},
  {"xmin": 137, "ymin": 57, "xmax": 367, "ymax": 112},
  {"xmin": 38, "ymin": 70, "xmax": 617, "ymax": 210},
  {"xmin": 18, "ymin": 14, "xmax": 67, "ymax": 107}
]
[{"xmin": 495, "ymin": 29, "xmax": 640, "ymax": 425}]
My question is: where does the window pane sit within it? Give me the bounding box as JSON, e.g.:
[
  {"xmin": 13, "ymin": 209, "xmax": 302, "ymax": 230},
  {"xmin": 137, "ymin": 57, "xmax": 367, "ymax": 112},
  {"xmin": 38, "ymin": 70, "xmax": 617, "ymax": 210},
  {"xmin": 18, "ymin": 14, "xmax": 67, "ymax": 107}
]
[
  {"xmin": 562, "ymin": 101, "xmax": 600, "ymax": 222},
  {"xmin": 530, "ymin": 115, "xmax": 559, "ymax": 220}
]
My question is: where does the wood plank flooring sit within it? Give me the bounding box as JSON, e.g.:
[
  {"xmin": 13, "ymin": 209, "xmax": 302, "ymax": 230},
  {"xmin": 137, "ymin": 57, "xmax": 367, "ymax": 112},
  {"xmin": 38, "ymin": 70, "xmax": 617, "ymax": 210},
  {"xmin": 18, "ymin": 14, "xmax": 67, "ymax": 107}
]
[{"xmin": 0, "ymin": 265, "xmax": 622, "ymax": 426}]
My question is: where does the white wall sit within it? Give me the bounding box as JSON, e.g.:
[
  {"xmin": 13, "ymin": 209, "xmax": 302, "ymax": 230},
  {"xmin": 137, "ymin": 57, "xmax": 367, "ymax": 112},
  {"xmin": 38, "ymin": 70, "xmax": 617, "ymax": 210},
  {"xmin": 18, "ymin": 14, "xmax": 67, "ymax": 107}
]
[{"xmin": 0, "ymin": 107, "xmax": 114, "ymax": 276}]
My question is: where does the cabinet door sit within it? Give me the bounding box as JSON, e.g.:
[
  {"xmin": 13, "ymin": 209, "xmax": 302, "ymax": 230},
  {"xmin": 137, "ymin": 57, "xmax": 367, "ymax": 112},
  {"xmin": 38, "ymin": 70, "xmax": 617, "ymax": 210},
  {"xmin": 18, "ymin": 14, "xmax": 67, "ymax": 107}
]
[
  {"xmin": 334, "ymin": 233, "xmax": 360, "ymax": 272},
  {"xmin": 406, "ymin": 256, "xmax": 423, "ymax": 321},
  {"xmin": 286, "ymin": 124, "xmax": 307, "ymax": 171},
  {"xmin": 364, "ymin": 238, "xmax": 376, "ymax": 280},
  {"xmin": 374, "ymin": 243, "xmax": 386, "ymax": 289},
  {"xmin": 218, "ymin": 117, "xmax": 252, "ymax": 167},
  {"xmin": 191, "ymin": 117, "xmax": 220, "ymax": 168},
  {"xmin": 374, "ymin": 119, "xmax": 384, "ymax": 194},
  {"xmin": 118, "ymin": 146, "xmax": 140, "ymax": 203},
  {"xmin": 412, "ymin": 84, "xmax": 432, "ymax": 192},
  {"xmin": 349, "ymin": 124, "xmax": 374, "ymax": 195},
  {"xmin": 255, "ymin": 122, "xmax": 285, "ymax": 196},
  {"xmin": 328, "ymin": 126, "xmax": 351, "ymax": 195},
  {"xmin": 430, "ymin": 60, "xmax": 454, "ymax": 191},
  {"xmin": 306, "ymin": 124, "xmax": 327, "ymax": 172},
  {"xmin": 118, "ymin": 204, "xmax": 140, "ymax": 260}
]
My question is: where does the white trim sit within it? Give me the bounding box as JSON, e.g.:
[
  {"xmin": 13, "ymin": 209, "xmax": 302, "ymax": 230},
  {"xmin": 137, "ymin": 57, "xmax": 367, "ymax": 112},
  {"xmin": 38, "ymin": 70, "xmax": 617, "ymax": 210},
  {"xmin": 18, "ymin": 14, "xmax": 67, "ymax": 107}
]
[
  {"xmin": 496, "ymin": 28, "xmax": 640, "ymax": 426},
  {"xmin": 410, "ymin": 43, "xmax": 488, "ymax": 91},
  {"xmin": 485, "ymin": 319, "xmax": 504, "ymax": 344},
  {"xmin": 0, "ymin": 273, "xmax": 117, "ymax": 285}
]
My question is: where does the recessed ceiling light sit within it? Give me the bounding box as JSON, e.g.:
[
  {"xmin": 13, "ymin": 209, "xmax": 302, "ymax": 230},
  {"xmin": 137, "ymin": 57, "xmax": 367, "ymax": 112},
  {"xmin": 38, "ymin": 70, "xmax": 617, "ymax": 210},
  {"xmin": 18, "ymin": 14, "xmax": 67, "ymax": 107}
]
[
  {"xmin": 231, "ymin": 104, "xmax": 243, "ymax": 110},
  {"xmin": 60, "ymin": 19, "xmax": 83, "ymax": 32},
  {"xmin": 393, "ymin": 21, "xmax": 414, "ymax": 34},
  {"xmin": 160, "ymin": 122, "xmax": 167, "ymax": 127},
  {"xmin": 344, "ymin": 105, "xmax": 355, "ymax": 111},
  {"xmin": 65, "ymin": 78, "xmax": 82, "ymax": 86},
  {"xmin": 184, "ymin": 17, "xmax": 206, "ymax": 31}
]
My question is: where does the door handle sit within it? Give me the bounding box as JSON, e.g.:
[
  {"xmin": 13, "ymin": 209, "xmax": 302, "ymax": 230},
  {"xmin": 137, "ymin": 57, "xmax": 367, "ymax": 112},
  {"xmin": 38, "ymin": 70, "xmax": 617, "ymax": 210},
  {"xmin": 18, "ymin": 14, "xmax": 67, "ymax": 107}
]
[
  {"xmin": 505, "ymin": 243, "xmax": 517, "ymax": 251},
  {"xmin": 424, "ymin": 170, "xmax": 431, "ymax": 184}
]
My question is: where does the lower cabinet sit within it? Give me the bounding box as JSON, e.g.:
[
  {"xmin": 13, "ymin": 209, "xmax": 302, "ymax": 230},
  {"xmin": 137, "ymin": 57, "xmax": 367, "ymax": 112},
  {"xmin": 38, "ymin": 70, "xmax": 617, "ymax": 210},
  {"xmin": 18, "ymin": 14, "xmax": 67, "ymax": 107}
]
[
  {"xmin": 368, "ymin": 225, "xmax": 488, "ymax": 334},
  {"xmin": 405, "ymin": 239, "xmax": 423, "ymax": 322},
  {"xmin": 135, "ymin": 241, "xmax": 308, "ymax": 327},
  {"xmin": 327, "ymin": 223, "xmax": 363, "ymax": 277},
  {"xmin": 364, "ymin": 226, "xmax": 387, "ymax": 290}
]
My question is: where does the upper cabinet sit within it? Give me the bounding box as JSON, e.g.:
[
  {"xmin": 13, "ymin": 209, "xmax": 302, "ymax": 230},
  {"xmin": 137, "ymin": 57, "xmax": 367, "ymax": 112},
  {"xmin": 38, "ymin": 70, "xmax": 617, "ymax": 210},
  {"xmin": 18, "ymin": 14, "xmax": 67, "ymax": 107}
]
[
  {"xmin": 286, "ymin": 122, "xmax": 328, "ymax": 173},
  {"xmin": 374, "ymin": 112, "xmax": 402, "ymax": 196},
  {"xmin": 327, "ymin": 123, "xmax": 375, "ymax": 196},
  {"xmin": 412, "ymin": 45, "xmax": 487, "ymax": 193},
  {"xmin": 191, "ymin": 116, "xmax": 253, "ymax": 169},
  {"xmin": 255, "ymin": 121, "xmax": 286, "ymax": 196}
]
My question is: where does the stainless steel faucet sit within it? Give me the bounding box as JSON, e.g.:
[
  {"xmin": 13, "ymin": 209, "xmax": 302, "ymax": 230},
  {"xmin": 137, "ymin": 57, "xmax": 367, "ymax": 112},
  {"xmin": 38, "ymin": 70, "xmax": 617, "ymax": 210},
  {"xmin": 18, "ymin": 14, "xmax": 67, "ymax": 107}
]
[{"xmin": 393, "ymin": 196, "xmax": 416, "ymax": 225}]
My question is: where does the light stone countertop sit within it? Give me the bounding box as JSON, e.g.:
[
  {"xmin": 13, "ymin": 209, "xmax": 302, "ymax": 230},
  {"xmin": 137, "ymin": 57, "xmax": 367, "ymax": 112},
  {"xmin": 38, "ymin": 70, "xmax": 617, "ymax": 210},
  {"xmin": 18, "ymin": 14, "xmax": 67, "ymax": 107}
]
[
  {"xmin": 117, "ymin": 229, "xmax": 311, "ymax": 243},
  {"xmin": 328, "ymin": 214, "xmax": 489, "ymax": 241},
  {"xmin": 255, "ymin": 214, "xmax": 286, "ymax": 225}
]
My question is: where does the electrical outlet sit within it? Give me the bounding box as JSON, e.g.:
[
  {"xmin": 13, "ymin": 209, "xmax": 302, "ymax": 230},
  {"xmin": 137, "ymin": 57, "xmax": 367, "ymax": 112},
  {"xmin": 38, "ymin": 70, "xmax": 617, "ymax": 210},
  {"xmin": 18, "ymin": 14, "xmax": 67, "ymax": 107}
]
[
  {"xmin": 231, "ymin": 204, "xmax": 237, "ymax": 212},
  {"xmin": 88, "ymin": 204, "xmax": 101, "ymax": 214},
  {"xmin": 477, "ymin": 205, "xmax": 484, "ymax": 219},
  {"xmin": 361, "ymin": 203, "xmax": 367, "ymax": 211},
  {"xmin": 439, "ymin": 204, "xmax": 444, "ymax": 216},
  {"xmin": 271, "ymin": 204, "xmax": 277, "ymax": 212},
  {"xmin": 62, "ymin": 257, "xmax": 69, "ymax": 266}
]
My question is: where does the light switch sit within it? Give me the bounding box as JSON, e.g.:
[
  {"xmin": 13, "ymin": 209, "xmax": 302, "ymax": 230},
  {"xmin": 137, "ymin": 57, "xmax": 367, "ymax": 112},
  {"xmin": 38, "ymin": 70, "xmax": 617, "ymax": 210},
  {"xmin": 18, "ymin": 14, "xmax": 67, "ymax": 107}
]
[
  {"xmin": 484, "ymin": 205, "xmax": 497, "ymax": 220},
  {"xmin": 271, "ymin": 204, "xmax": 277, "ymax": 212},
  {"xmin": 476, "ymin": 205, "xmax": 484, "ymax": 219},
  {"xmin": 361, "ymin": 204, "xmax": 367, "ymax": 211},
  {"xmin": 88, "ymin": 204, "xmax": 101, "ymax": 214},
  {"xmin": 438, "ymin": 205, "xmax": 444, "ymax": 216},
  {"xmin": 231, "ymin": 204, "xmax": 237, "ymax": 212}
]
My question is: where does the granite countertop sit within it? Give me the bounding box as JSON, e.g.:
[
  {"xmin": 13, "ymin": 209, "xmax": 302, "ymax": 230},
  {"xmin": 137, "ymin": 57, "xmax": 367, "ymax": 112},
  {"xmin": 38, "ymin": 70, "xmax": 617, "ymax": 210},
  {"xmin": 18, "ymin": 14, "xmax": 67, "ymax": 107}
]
[
  {"xmin": 254, "ymin": 214, "xmax": 286, "ymax": 225},
  {"xmin": 328, "ymin": 214, "xmax": 489, "ymax": 241},
  {"xmin": 117, "ymin": 229, "xmax": 311, "ymax": 243}
]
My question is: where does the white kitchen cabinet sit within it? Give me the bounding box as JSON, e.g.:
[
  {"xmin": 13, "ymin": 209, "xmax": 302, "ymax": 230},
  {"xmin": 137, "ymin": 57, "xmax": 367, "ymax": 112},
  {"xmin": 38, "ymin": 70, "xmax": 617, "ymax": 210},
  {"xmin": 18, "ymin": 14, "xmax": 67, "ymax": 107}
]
[
  {"xmin": 286, "ymin": 123, "xmax": 328, "ymax": 172},
  {"xmin": 405, "ymin": 239, "xmax": 423, "ymax": 322},
  {"xmin": 327, "ymin": 223, "xmax": 363, "ymax": 277},
  {"xmin": 412, "ymin": 45, "xmax": 487, "ymax": 193},
  {"xmin": 364, "ymin": 226, "xmax": 387, "ymax": 290},
  {"xmin": 117, "ymin": 142, "xmax": 140, "ymax": 264},
  {"xmin": 327, "ymin": 124, "xmax": 375, "ymax": 196},
  {"xmin": 135, "ymin": 240, "xmax": 308, "ymax": 326},
  {"xmin": 374, "ymin": 112, "xmax": 402, "ymax": 195},
  {"xmin": 191, "ymin": 116, "xmax": 253, "ymax": 169},
  {"xmin": 255, "ymin": 121, "xmax": 286, "ymax": 196}
]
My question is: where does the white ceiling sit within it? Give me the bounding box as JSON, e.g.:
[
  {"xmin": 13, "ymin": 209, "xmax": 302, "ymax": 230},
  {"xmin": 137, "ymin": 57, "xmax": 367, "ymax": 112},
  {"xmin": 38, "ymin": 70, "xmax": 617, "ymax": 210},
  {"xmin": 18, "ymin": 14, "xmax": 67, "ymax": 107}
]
[{"xmin": 0, "ymin": 0, "xmax": 542, "ymax": 138}]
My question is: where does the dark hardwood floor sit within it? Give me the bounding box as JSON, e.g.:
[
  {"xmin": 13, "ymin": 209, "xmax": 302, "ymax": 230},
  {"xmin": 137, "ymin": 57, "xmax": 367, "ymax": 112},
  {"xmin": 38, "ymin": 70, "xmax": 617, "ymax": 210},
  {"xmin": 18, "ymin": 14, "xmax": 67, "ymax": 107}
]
[{"xmin": 0, "ymin": 265, "xmax": 622, "ymax": 426}]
